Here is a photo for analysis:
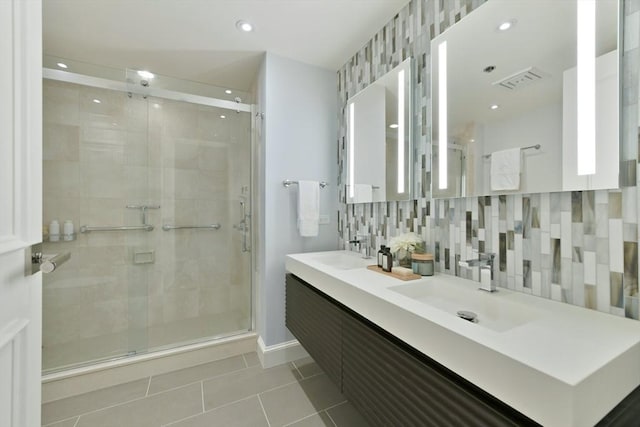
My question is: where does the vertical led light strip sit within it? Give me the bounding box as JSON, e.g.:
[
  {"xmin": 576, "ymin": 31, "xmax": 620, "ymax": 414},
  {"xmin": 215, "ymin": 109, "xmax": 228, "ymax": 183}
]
[
  {"xmin": 397, "ymin": 69, "xmax": 405, "ymax": 193},
  {"xmin": 577, "ymin": 0, "xmax": 596, "ymax": 175},
  {"xmin": 348, "ymin": 102, "xmax": 355, "ymax": 198},
  {"xmin": 438, "ymin": 41, "xmax": 448, "ymax": 189}
]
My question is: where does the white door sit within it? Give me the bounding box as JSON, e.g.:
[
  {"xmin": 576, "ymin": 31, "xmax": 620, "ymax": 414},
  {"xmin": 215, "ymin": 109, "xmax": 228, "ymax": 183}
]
[{"xmin": 0, "ymin": 0, "xmax": 43, "ymax": 426}]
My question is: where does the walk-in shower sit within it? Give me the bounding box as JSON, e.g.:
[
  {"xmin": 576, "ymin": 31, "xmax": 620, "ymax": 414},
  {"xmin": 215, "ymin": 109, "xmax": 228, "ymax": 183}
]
[{"xmin": 41, "ymin": 57, "xmax": 254, "ymax": 373}]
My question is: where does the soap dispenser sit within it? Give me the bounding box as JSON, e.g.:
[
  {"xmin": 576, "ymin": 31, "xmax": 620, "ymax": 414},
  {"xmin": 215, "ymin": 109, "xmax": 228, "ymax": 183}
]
[
  {"xmin": 382, "ymin": 247, "xmax": 393, "ymax": 272},
  {"xmin": 49, "ymin": 219, "xmax": 60, "ymax": 242},
  {"xmin": 377, "ymin": 245, "xmax": 386, "ymax": 268}
]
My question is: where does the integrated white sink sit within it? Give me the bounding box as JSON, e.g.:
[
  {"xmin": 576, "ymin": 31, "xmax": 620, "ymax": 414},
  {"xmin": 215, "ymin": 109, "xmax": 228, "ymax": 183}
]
[
  {"xmin": 312, "ymin": 251, "xmax": 372, "ymax": 270},
  {"xmin": 388, "ymin": 281, "xmax": 541, "ymax": 332},
  {"xmin": 286, "ymin": 250, "xmax": 640, "ymax": 426}
]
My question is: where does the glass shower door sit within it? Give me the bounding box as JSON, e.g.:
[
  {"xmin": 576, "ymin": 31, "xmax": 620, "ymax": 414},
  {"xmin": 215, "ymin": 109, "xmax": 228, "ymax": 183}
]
[
  {"xmin": 42, "ymin": 79, "xmax": 153, "ymax": 372},
  {"xmin": 144, "ymin": 96, "xmax": 252, "ymax": 351}
]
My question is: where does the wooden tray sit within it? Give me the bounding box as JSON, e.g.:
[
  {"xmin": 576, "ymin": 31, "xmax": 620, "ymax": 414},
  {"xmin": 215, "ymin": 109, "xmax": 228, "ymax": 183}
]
[{"xmin": 367, "ymin": 265, "xmax": 422, "ymax": 281}]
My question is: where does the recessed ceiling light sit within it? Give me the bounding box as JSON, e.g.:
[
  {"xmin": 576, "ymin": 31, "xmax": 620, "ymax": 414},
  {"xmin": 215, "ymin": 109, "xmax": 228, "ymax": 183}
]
[
  {"xmin": 225, "ymin": 89, "xmax": 232, "ymax": 94},
  {"xmin": 470, "ymin": 139, "xmax": 476, "ymax": 143},
  {"xmin": 497, "ymin": 19, "xmax": 516, "ymax": 31},
  {"xmin": 153, "ymin": 103, "xmax": 161, "ymax": 109},
  {"xmin": 389, "ymin": 124, "xmax": 399, "ymax": 129},
  {"xmin": 220, "ymin": 115, "xmax": 226, "ymax": 119},
  {"xmin": 137, "ymin": 70, "xmax": 155, "ymax": 79},
  {"xmin": 236, "ymin": 20, "xmax": 253, "ymax": 32},
  {"xmin": 92, "ymin": 99, "xmax": 101, "ymax": 104},
  {"xmin": 56, "ymin": 62, "xmax": 68, "ymax": 69},
  {"xmin": 490, "ymin": 104, "xmax": 499, "ymax": 110}
]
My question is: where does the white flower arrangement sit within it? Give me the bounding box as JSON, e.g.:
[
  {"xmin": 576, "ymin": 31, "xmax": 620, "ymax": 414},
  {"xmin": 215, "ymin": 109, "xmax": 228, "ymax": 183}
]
[{"xmin": 388, "ymin": 232, "xmax": 424, "ymax": 254}]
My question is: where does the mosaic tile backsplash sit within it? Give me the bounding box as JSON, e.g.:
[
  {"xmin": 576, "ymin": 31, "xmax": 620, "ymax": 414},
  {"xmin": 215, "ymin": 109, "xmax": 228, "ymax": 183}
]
[{"xmin": 338, "ymin": 0, "xmax": 640, "ymax": 319}]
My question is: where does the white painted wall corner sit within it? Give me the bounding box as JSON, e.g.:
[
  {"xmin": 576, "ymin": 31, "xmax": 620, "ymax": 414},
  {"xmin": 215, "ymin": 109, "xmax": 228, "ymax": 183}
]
[{"xmin": 257, "ymin": 336, "xmax": 309, "ymax": 368}]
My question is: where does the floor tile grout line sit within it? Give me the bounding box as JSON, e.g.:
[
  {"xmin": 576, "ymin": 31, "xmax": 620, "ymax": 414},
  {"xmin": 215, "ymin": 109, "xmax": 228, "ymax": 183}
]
[
  {"xmin": 42, "ymin": 415, "xmax": 79, "ymax": 427},
  {"xmin": 72, "ymin": 415, "xmax": 80, "ymax": 427},
  {"xmin": 257, "ymin": 393, "xmax": 272, "ymax": 427},
  {"xmin": 161, "ymin": 394, "xmax": 259, "ymax": 427},
  {"xmin": 242, "ymin": 353, "xmax": 249, "ymax": 368},
  {"xmin": 202, "ymin": 369, "xmax": 326, "ymax": 413},
  {"xmin": 282, "ymin": 411, "xmax": 323, "ymax": 427},
  {"xmin": 323, "ymin": 400, "xmax": 349, "ymax": 412},
  {"xmin": 145, "ymin": 376, "xmax": 152, "ymax": 397},
  {"xmin": 324, "ymin": 409, "xmax": 340, "ymax": 427},
  {"xmin": 279, "ymin": 400, "xmax": 348, "ymax": 427},
  {"xmin": 147, "ymin": 364, "xmax": 251, "ymax": 397},
  {"xmin": 47, "ymin": 382, "xmax": 199, "ymax": 423}
]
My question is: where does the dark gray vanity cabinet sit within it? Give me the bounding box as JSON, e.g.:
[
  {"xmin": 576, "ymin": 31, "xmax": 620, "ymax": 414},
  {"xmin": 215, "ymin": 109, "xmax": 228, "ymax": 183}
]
[
  {"xmin": 285, "ymin": 273, "xmax": 538, "ymax": 427},
  {"xmin": 285, "ymin": 273, "xmax": 343, "ymax": 388}
]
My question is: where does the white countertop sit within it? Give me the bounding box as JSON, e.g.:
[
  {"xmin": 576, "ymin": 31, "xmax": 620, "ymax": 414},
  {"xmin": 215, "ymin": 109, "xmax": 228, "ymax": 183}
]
[{"xmin": 286, "ymin": 250, "xmax": 640, "ymax": 427}]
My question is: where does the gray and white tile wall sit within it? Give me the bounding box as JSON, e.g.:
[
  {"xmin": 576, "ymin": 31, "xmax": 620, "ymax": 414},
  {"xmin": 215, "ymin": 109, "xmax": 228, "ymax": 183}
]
[{"xmin": 338, "ymin": 0, "xmax": 640, "ymax": 319}]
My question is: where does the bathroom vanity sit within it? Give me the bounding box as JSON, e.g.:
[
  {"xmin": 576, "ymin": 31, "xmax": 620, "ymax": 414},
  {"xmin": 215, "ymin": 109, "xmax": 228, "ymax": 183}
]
[{"xmin": 285, "ymin": 250, "xmax": 640, "ymax": 427}]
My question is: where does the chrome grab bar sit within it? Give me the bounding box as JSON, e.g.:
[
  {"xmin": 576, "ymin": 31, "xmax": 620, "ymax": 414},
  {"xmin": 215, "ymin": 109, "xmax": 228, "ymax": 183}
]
[
  {"xmin": 79, "ymin": 224, "xmax": 154, "ymax": 233},
  {"xmin": 162, "ymin": 224, "xmax": 221, "ymax": 231}
]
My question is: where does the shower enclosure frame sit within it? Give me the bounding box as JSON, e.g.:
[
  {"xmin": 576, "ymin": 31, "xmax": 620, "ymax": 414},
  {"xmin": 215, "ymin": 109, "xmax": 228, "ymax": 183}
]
[{"xmin": 42, "ymin": 66, "xmax": 257, "ymax": 376}]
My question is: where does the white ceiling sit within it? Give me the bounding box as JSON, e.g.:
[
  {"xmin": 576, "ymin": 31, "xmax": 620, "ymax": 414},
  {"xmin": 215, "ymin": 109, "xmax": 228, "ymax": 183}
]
[{"xmin": 43, "ymin": 0, "xmax": 410, "ymax": 92}]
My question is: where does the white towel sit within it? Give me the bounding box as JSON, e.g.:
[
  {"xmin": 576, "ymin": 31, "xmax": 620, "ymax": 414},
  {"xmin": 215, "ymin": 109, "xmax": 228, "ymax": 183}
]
[
  {"xmin": 297, "ymin": 180, "xmax": 320, "ymax": 237},
  {"xmin": 354, "ymin": 184, "xmax": 373, "ymax": 202},
  {"xmin": 490, "ymin": 148, "xmax": 521, "ymax": 191}
]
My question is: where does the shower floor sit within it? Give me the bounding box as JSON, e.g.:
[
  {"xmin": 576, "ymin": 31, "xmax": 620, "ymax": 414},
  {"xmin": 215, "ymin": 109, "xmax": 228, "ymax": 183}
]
[{"xmin": 43, "ymin": 310, "xmax": 249, "ymax": 373}]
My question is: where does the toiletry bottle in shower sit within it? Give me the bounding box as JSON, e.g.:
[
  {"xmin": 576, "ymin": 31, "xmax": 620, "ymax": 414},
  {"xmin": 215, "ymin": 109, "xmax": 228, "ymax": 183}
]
[
  {"xmin": 63, "ymin": 220, "xmax": 74, "ymax": 241},
  {"xmin": 49, "ymin": 219, "xmax": 60, "ymax": 242}
]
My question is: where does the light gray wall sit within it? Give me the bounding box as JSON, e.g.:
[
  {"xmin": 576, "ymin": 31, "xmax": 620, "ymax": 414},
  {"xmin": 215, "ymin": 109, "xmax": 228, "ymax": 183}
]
[{"xmin": 257, "ymin": 53, "xmax": 339, "ymax": 347}]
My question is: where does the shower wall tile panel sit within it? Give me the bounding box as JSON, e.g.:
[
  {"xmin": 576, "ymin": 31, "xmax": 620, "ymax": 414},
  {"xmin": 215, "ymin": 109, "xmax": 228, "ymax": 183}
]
[{"xmin": 338, "ymin": 0, "xmax": 640, "ymax": 319}]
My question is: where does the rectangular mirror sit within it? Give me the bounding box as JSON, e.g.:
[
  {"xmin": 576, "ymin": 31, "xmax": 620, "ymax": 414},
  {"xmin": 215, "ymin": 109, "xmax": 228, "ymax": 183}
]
[
  {"xmin": 346, "ymin": 58, "xmax": 413, "ymax": 203},
  {"xmin": 431, "ymin": 0, "xmax": 620, "ymax": 199}
]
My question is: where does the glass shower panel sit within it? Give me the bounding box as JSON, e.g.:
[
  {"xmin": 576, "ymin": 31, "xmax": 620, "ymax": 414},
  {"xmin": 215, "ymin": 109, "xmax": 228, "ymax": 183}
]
[
  {"xmin": 146, "ymin": 96, "xmax": 252, "ymax": 351},
  {"xmin": 42, "ymin": 60, "xmax": 253, "ymax": 373},
  {"xmin": 42, "ymin": 79, "xmax": 152, "ymax": 372}
]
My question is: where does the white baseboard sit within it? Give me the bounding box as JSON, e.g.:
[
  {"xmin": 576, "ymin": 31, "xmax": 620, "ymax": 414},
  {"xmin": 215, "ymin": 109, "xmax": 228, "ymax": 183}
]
[{"xmin": 257, "ymin": 336, "xmax": 309, "ymax": 368}]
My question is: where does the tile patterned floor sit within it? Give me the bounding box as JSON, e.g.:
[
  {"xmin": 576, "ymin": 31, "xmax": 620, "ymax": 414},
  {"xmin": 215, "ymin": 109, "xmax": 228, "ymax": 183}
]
[{"xmin": 42, "ymin": 353, "xmax": 371, "ymax": 427}]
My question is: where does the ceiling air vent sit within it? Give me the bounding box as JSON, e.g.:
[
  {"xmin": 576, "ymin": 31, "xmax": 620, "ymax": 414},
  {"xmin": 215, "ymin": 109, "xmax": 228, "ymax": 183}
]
[{"xmin": 493, "ymin": 67, "xmax": 548, "ymax": 90}]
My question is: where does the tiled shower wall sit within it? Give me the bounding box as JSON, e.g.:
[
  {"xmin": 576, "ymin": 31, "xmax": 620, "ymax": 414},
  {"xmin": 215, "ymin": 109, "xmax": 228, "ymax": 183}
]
[{"xmin": 338, "ymin": 0, "xmax": 640, "ymax": 319}]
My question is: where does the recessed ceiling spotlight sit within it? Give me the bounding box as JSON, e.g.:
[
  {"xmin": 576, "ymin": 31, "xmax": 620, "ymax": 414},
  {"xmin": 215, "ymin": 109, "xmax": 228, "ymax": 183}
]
[
  {"xmin": 236, "ymin": 20, "xmax": 253, "ymax": 32},
  {"xmin": 56, "ymin": 62, "xmax": 68, "ymax": 69},
  {"xmin": 490, "ymin": 104, "xmax": 499, "ymax": 110},
  {"xmin": 220, "ymin": 115, "xmax": 226, "ymax": 119},
  {"xmin": 137, "ymin": 70, "xmax": 155, "ymax": 79},
  {"xmin": 389, "ymin": 124, "xmax": 399, "ymax": 129},
  {"xmin": 225, "ymin": 89, "xmax": 233, "ymax": 94},
  {"xmin": 497, "ymin": 19, "xmax": 516, "ymax": 31},
  {"xmin": 92, "ymin": 99, "xmax": 101, "ymax": 104}
]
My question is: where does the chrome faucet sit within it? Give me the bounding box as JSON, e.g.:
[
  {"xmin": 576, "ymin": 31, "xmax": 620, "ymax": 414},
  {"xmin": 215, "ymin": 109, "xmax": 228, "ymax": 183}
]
[
  {"xmin": 459, "ymin": 253, "xmax": 496, "ymax": 292},
  {"xmin": 349, "ymin": 233, "xmax": 372, "ymax": 259}
]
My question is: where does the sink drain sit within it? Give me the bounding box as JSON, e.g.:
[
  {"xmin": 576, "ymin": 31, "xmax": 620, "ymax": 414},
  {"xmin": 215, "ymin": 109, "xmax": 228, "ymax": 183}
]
[{"xmin": 457, "ymin": 310, "xmax": 478, "ymax": 322}]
